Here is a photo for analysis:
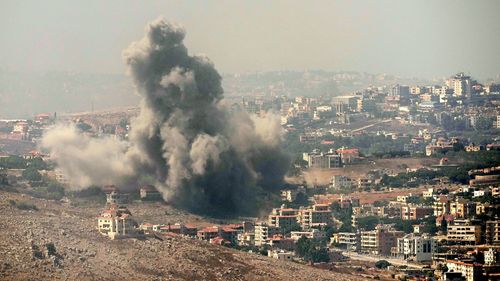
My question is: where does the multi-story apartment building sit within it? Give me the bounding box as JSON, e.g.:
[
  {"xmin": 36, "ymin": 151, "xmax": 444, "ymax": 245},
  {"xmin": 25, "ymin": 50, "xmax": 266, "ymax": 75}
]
[
  {"xmin": 254, "ymin": 222, "xmax": 278, "ymax": 246},
  {"xmin": 433, "ymin": 196, "xmax": 450, "ymax": 217},
  {"xmin": 485, "ymin": 220, "xmax": 500, "ymax": 245},
  {"xmin": 446, "ymin": 260, "xmax": 482, "ymax": 281},
  {"xmin": 445, "ymin": 72, "xmax": 473, "ymax": 98},
  {"xmin": 302, "ymin": 149, "xmax": 342, "ymax": 169},
  {"xmin": 268, "ymin": 206, "xmax": 299, "ymax": 231},
  {"xmin": 401, "ymin": 205, "xmax": 433, "ymax": 221},
  {"xmin": 450, "ymin": 198, "xmax": 476, "ymax": 218},
  {"xmin": 330, "ymin": 175, "xmax": 353, "ymax": 190},
  {"xmin": 331, "ymin": 232, "xmax": 360, "ymax": 251},
  {"xmin": 297, "ymin": 204, "xmax": 332, "ymax": 229},
  {"xmin": 360, "ymin": 225, "xmax": 404, "ymax": 256},
  {"xmin": 447, "ymin": 220, "xmax": 482, "ymax": 244},
  {"xmin": 395, "ymin": 234, "xmax": 435, "ymax": 262}
]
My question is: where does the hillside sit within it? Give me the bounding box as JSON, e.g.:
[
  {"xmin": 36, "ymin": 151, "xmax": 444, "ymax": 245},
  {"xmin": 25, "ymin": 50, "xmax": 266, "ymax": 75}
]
[{"xmin": 0, "ymin": 191, "xmax": 366, "ymax": 281}]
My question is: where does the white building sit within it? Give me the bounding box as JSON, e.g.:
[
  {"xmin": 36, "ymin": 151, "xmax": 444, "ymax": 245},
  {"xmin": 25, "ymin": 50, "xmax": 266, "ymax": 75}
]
[
  {"xmin": 290, "ymin": 229, "xmax": 325, "ymax": 241},
  {"xmin": 396, "ymin": 234, "xmax": 435, "ymax": 262},
  {"xmin": 254, "ymin": 222, "xmax": 278, "ymax": 246},
  {"xmin": 268, "ymin": 249, "xmax": 294, "ymax": 261},
  {"xmin": 331, "ymin": 232, "xmax": 360, "ymax": 251},
  {"xmin": 484, "ymin": 248, "xmax": 497, "ymax": 266},
  {"xmin": 97, "ymin": 206, "xmax": 138, "ymax": 240},
  {"xmin": 473, "ymin": 188, "xmax": 490, "ymax": 198},
  {"xmin": 422, "ymin": 188, "xmax": 434, "ymax": 198},
  {"xmin": 302, "ymin": 149, "xmax": 342, "ymax": 169},
  {"xmin": 446, "ymin": 72, "xmax": 473, "ymax": 98}
]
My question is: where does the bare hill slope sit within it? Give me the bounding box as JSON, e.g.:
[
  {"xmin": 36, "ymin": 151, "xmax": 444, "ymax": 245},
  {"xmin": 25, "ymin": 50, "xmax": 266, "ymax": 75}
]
[{"xmin": 0, "ymin": 191, "xmax": 365, "ymax": 281}]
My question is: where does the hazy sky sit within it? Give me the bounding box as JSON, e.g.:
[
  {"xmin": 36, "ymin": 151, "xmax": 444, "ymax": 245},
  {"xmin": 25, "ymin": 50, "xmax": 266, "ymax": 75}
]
[{"xmin": 1, "ymin": 0, "xmax": 499, "ymax": 79}]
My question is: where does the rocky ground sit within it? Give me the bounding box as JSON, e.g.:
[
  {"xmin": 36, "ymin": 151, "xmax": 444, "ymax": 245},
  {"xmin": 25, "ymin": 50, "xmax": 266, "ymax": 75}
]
[{"xmin": 0, "ymin": 190, "xmax": 368, "ymax": 281}]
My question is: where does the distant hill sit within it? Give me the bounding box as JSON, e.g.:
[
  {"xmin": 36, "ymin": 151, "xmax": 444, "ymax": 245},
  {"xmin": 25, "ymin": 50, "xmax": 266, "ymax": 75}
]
[{"xmin": 0, "ymin": 70, "xmax": 139, "ymax": 119}]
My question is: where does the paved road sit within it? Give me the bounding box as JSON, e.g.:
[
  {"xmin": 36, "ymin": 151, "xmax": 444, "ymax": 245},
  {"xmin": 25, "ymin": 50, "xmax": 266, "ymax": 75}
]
[
  {"xmin": 351, "ymin": 119, "xmax": 392, "ymax": 133},
  {"xmin": 339, "ymin": 250, "xmax": 424, "ymax": 269}
]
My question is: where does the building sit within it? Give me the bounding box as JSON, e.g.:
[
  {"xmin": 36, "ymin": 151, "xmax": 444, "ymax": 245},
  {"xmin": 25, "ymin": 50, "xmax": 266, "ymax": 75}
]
[
  {"xmin": 267, "ymin": 235, "xmax": 296, "ymax": 251},
  {"xmin": 450, "ymin": 199, "xmax": 476, "ymax": 218},
  {"xmin": 401, "ymin": 205, "xmax": 433, "ymax": 221},
  {"xmin": 446, "ymin": 260, "xmax": 482, "ymax": 281},
  {"xmin": 103, "ymin": 185, "xmax": 129, "ymax": 205},
  {"xmin": 297, "ymin": 204, "xmax": 333, "ymax": 229},
  {"xmin": 97, "ymin": 206, "xmax": 138, "ymax": 240},
  {"xmin": 268, "ymin": 206, "xmax": 299, "ymax": 231},
  {"xmin": 485, "ymin": 220, "xmax": 500, "ymax": 245},
  {"xmin": 302, "ymin": 149, "xmax": 342, "ymax": 169},
  {"xmin": 447, "ymin": 220, "xmax": 482, "ymax": 244},
  {"xmin": 422, "ymin": 188, "xmax": 435, "ymax": 198},
  {"xmin": 237, "ymin": 232, "xmax": 255, "ymax": 246},
  {"xmin": 158, "ymin": 223, "xmax": 198, "ymax": 237},
  {"xmin": 446, "ymin": 72, "xmax": 474, "ymax": 98},
  {"xmin": 485, "ymin": 248, "xmax": 498, "ymax": 266},
  {"xmin": 331, "ymin": 232, "xmax": 360, "ymax": 251},
  {"xmin": 336, "ymin": 147, "xmax": 360, "ymax": 164},
  {"xmin": 268, "ymin": 249, "xmax": 294, "ymax": 261},
  {"xmin": 465, "ymin": 144, "xmax": 481, "ymax": 152},
  {"xmin": 197, "ymin": 225, "xmax": 239, "ymax": 245},
  {"xmin": 433, "ymin": 196, "xmax": 450, "ymax": 217},
  {"xmin": 290, "ymin": 229, "xmax": 325, "ymax": 241},
  {"xmin": 330, "ymin": 175, "xmax": 353, "ymax": 190},
  {"xmin": 391, "ymin": 84, "xmax": 410, "ymax": 105},
  {"xmin": 360, "ymin": 224, "xmax": 404, "ymax": 255},
  {"xmin": 280, "ymin": 186, "xmax": 306, "ymax": 202},
  {"xmin": 331, "ymin": 96, "xmax": 359, "ymax": 113},
  {"xmin": 254, "ymin": 222, "xmax": 278, "ymax": 246},
  {"xmin": 139, "ymin": 185, "xmax": 162, "ymax": 201},
  {"xmin": 395, "ymin": 234, "xmax": 435, "ymax": 262}
]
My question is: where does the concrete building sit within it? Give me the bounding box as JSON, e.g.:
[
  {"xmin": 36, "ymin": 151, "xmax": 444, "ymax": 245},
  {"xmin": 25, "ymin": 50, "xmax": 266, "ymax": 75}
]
[
  {"xmin": 447, "ymin": 220, "xmax": 482, "ymax": 244},
  {"xmin": 484, "ymin": 248, "xmax": 498, "ymax": 266},
  {"xmin": 302, "ymin": 149, "xmax": 342, "ymax": 169},
  {"xmin": 446, "ymin": 72, "xmax": 474, "ymax": 98},
  {"xmin": 330, "ymin": 175, "xmax": 353, "ymax": 190},
  {"xmin": 395, "ymin": 234, "xmax": 435, "ymax": 262},
  {"xmin": 331, "ymin": 232, "xmax": 360, "ymax": 251},
  {"xmin": 446, "ymin": 260, "xmax": 482, "ymax": 281},
  {"xmin": 331, "ymin": 96, "xmax": 359, "ymax": 113},
  {"xmin": 450, "ymin": 199, "xmax": 476, "ymax": 218},
  {"xmin": 254, "ymin": 222, "xmax": 278, "ymax": 246},
  {"xmin": 139, "ymin": 185, "xmax": 162, "ymax": 201},
  {"xmin": 237, "ymin": 232, "xmax": 255, "ymax": 247},
  {"xmin": 97, "ymin": 206, "xmax": 138, "ymax": 240},
  {"xmin": 401, "ymin": 205, "xmax": 433, "ymax": 221},
  {"xmin": 433, "ymin": 196, "xmax": 450, "ymax": 217},
  {"xmin": 268, "ymin": 249, "xmax": 294, "ymax": 261},
  {"xmin": 297, "ymin": 204, "xmax": 333, "ymax": 229},
  {"xmin": 336, "ymin": 147, "xmax": 360, "ymax": 164},
  {"xmin": 268, "ymin": 206, "xmax": 299, "ymax": 231},
  {"xmin": 360, "ymin": 225, "xmax": 404, "ymax": 256},
  {"xmin": 391, "ymin": 84, "xmax": 410, "ymax": 105},
  {"xmin": 485, "ymin": 220, "xmax": 500, "ymax": 245},
  {"xmin": 290, "ymin": 229, "xmax": 325, "ymax": 241}
]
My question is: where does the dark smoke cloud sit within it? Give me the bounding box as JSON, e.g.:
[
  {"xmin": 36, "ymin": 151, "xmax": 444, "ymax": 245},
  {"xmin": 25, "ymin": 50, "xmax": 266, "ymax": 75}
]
[{"xmin": 42, "ymin": 18, "xmax": 289, "ymax": 216}]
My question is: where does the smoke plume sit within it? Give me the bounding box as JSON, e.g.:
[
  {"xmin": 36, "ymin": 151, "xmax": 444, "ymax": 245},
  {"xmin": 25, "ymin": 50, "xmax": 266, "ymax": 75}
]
[{"xmin": 42, "ymin": 18, "xmax": 289, "ymax": 216}]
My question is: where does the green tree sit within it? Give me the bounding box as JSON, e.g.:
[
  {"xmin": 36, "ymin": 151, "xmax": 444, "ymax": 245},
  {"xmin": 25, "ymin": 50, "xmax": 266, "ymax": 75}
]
[
  {"xmin": 357, "ymin": 216, "xmax": 380, "ymax": 230},
  {"xmin": 375, "ymin": 260, "xmax": 391, "ymax": 269},
  {"xmin": 22, "ymin": 167, "xmax": 42, "ymax": 182}
]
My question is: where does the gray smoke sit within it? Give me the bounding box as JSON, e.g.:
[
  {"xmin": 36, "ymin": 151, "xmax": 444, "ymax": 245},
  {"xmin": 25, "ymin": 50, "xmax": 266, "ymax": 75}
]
[{"xmin": 42, "ymin": 18, "xmax": 289, "ymax": 216}]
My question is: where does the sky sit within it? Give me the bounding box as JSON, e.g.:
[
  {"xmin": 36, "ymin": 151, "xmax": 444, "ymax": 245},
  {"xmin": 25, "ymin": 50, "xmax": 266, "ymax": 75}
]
[{"xmin": 1, "ymin": 0, "xmax": 500, "ymax": 79}]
